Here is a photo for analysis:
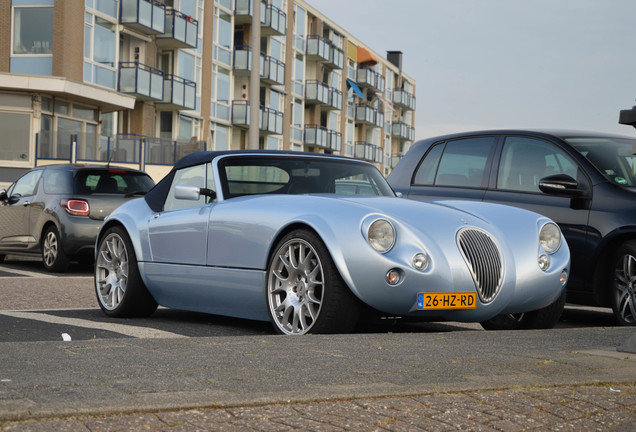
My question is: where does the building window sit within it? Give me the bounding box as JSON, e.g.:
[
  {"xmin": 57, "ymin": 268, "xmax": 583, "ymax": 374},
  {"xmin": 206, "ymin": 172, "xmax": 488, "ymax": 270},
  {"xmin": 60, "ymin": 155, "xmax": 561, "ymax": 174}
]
[
  {"xmin": 84, "ymin": 12, "xmax": 118, "ymax": 89},
  {"xmin": 0, "ymin": 112, "xmax": 31, "ymax": 163},
  {"xmin": 12, "ymin": 6, "xmax": 53, "ymax": 55}
]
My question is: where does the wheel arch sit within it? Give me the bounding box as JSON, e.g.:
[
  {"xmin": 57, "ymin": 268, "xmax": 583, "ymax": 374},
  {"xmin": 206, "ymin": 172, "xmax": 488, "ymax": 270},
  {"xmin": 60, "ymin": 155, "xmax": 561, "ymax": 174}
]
[{"xmin": 592, "ymin": 230, "xmax": 636, "ymax": 307}]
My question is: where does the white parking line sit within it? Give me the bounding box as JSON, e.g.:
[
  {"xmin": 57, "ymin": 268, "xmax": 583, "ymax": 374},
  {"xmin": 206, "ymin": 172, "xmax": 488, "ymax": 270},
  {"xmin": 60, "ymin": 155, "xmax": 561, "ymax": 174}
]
[
  {"xmin": 0, "ymin": 268, "xmax": 58, "ymax": 278},
  {"xmin": 0, "ymin": 310, "xmax": 186, "ymax": 339}
]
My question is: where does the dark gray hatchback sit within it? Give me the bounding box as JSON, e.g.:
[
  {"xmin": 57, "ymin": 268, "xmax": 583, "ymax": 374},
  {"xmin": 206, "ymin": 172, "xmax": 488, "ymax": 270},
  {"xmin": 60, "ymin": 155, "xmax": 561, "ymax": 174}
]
[
  {"xmin": 388, "ymin": 129, "xmax": 636, "ymax": 326},
  {"xmin": 0, "ymin": 164, "xmax": 154, "ymax": 272}
]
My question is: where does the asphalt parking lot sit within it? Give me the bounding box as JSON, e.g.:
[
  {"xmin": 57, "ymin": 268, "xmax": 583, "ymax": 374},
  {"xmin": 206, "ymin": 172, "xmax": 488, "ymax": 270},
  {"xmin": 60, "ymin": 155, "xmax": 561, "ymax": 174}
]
[{"xmin": 1, "ymin": 255, "xmax": 635, "ymax": 431}]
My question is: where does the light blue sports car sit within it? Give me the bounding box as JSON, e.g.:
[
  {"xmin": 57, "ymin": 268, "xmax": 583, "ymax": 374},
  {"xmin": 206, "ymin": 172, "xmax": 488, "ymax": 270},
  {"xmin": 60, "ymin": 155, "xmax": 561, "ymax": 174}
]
[{"xmin": 94, "ymin": 151, "xmax": 570, "ymax": 334}]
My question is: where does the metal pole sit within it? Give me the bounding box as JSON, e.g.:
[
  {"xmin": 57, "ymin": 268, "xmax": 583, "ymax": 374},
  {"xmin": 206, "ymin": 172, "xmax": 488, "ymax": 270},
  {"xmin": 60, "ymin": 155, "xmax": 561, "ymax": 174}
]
[{"xmin": 248, "ymin": 0, "xmax": 261, "ymax": 149}]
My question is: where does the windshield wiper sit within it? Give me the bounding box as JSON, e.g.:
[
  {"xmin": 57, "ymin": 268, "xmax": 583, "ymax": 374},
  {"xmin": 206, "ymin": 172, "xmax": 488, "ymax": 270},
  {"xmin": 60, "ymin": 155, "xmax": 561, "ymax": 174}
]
[{"xmin": 124, "ymin": 190, "xmax": 148, "ymax": 198}]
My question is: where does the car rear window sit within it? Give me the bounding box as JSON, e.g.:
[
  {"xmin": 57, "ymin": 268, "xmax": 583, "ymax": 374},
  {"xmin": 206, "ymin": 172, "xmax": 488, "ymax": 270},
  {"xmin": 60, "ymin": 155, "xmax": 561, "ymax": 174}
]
[{"xmin": 74, "ymin": 170, "xmax": 155, "ymax": 195}]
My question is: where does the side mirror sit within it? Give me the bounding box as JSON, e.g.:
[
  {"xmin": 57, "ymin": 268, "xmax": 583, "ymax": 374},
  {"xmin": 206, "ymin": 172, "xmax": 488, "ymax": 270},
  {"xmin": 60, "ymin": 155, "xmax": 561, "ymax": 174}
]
[
  {"xmin": 538, "ymin": 174, "xmax": 584, "ymax": 196},
  {"xmin": 395, "ymin": 191, "xmax": 404, "ymax": 198},
  {"xmin": 174, "ymin": 185, "xmax": 216, "ymax": 201},
  {"xmin": 0, "ymin": 189, "xmax": 6, "ymax": 201}
]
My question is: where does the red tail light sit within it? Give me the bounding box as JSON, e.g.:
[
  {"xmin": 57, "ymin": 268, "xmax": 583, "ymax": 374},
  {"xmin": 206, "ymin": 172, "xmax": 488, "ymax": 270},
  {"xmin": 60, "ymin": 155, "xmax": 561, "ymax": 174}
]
[{"xmin": 61, "ymin": 199, "xmax": 90, "ymax": 217}]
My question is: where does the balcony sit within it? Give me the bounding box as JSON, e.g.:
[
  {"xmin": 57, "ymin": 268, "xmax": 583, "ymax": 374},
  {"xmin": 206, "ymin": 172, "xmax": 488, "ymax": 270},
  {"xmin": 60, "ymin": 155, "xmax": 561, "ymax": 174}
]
[
  {"xmin": 305, "ymin": 80, "xmax": 330, "ymax": 105},
  {"xmin": 231, "ymin": 100, "xmax": 283, "ymax": 135},
  {"xmin": 156, "ymin": 8, "xmax": 198, "ymax": 49},
  {"xmin": 232, "ymin": 47, "xmax": 284, "ymax": 86},
  {"xmin": 328, "ymin": 130, "xmax": 342, "ymax": 152},
  {"xmin": 356, "ymin": 68, "xmax": 385, "ymax": 93},
  {"xmin": 328, "ymin": 88, "xmax": 343, "ymax": 110},
  {"xmin": 234, "ymin": 0, "xmax": 286, "ymax": 37},
  {"xmin": 262, "ymin": 3, "xmax": 286, "ymax": 36},
  {"xmin": 304, "ymin": 125, "xmax": 328, "ymax": 148},
  {"xmin": 392, "ymin": 122, "xmax": 416, "ymax": 141},
  {"xmin": 118, "ymin": 62, "xmax": 164, "ymax": 101},
  {"xmin": 324, "ymin": 45, "xmax": 344, "ymax": 69},
  {"xmin": 355, "ymin": 104, "xmax": 382, "ymax": 126},
  {"xmin": 392, "ymin": 89, "xmax": 416, "ymax": 111},
  {"xmin": 120, "ymin": 0, "xmax": 165, "ymax": 34},
  {"xmin": 306, "ymin": 35, "xmax": 331, "ymax": 62},
  {"xmin": 156, "ymin": 74, "xmax": 196, "ymax": 110},
  {"xmin": 355, "ymin": 142, "xmax": 383, "ymax": 163},
  {"xmin": 262, "ymin": 55, "xmax": 285, "ymax": 86}
]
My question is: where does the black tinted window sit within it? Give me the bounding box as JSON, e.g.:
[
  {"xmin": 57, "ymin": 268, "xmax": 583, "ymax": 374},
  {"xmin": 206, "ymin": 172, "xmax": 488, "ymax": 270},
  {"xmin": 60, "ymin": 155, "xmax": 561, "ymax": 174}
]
[
  {"xmin": 497, "ymin": 137, "xmax": 578, "ymax": 192},
  {"xmin": 74, "ymin": 170, "xmax": 154, "ymax": 195},
  {"xmin": 414, "ymin": 137, "xmax": 496, "ymax": 187}
]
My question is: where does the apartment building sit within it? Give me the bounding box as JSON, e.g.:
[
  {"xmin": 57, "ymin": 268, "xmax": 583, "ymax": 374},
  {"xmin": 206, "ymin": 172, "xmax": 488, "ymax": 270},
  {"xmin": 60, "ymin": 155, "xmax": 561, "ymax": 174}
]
[{"xmin": 0, "ymin": 0, "xmax": 416, "ymax": 186}]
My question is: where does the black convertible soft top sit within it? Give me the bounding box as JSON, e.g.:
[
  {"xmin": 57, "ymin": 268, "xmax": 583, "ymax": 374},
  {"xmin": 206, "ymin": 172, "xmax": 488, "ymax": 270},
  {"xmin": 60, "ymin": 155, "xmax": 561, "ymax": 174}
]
[{"xmin": 144, "ymin": 150, "xmax": 359, "ymax": 212}]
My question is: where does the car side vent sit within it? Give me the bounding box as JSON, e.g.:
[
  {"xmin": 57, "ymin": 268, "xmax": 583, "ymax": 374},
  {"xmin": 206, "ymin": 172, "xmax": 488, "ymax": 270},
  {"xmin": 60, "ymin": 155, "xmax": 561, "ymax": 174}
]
[{"xmin": 457, "ymin": 228, "xmax": 503, "ymax": 303}]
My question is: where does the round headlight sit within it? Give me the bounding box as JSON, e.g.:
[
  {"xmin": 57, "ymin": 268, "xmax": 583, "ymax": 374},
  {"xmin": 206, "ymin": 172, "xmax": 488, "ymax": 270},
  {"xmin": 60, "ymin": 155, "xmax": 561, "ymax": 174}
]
[
  {"xmin": 368, "ymin": 219, "xmax": 395, "ymax": 252},
  {"xmin": 539, "ymin": 222, "xmax": 561, "ymax": 253}
]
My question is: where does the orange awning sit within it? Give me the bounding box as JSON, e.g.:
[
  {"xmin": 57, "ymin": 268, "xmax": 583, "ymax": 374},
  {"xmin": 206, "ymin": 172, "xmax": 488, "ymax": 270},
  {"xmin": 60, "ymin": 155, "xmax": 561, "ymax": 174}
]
[{"xmin": 357, "ymin": 46, "xmax": 379, "ymax": 66}]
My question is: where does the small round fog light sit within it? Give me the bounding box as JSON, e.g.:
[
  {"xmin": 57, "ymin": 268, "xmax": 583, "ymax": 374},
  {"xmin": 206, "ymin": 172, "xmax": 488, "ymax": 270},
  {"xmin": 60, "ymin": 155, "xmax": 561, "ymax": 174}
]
[
  {"xmin": 538, "ymin": 254, "xmax": 550, "ymax": 271},
  {"xmin": 560, "ymin": 270, "xmax": 568, "ymax": 284},
  {"xmin": 386, "ymin": 269, "xmax": 402, "ymax": 285},
  {"xmin": 412, "ymin": 253, "xmax": 429, "ymax": 271}
]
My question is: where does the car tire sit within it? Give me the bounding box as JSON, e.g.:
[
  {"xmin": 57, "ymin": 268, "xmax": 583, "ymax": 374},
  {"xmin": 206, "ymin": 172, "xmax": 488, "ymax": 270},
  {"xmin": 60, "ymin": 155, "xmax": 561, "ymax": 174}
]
[
  {"xmin": 266, "ymin": 229, "xmax": 360, "ymax": 335},
  {"xmin": 480, "ymin": 289, "xmax": 566, "ymax": 330},
  {"xmin": 42, "ymin": 225, "xmax": 70, "ymax": 272},
  {"xmin": 610, "ymin": 241, "xmax": 636, "ymax": 326},
  {"xmin": 95, "ymin": 226, "xmax": 157, "ymax": 318}
]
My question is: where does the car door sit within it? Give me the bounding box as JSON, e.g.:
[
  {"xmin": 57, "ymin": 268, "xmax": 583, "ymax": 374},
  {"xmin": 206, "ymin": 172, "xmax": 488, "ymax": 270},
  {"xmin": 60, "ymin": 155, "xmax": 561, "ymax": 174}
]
[
  {"xmin": 483, "ymin": 135, "xmax": 592, "ymax": 286},
  {"xmin": 147, "ymin": 163, "xmax": 214, "ymax": 265},
  {"xmin": 0, "ymin": 169, "xmax": 43, "ymax": 250},
  {"xmin": 406, "ymin": 136, "xmax": 499, "ymax": 202}
]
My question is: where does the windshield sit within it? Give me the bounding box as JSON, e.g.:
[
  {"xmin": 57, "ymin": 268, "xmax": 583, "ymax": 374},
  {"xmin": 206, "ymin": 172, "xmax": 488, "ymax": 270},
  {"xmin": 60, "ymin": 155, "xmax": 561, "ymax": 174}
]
[
  {"xmin": 565, "ymin": 137, "xmax": 636, "ymax": 187},
  {"xmin": 219, "ymin": 156, "xmax": 395, "ymax": 199}
]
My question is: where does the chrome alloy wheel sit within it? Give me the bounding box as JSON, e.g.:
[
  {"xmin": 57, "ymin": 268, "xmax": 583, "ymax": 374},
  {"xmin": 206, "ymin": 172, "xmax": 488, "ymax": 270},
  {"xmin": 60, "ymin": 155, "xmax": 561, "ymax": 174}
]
[
  {"xmin": 613, "ymin": 252, "xmax": 636, "ymax": 324},
  {"xmin": 267, "ymin": 238, "xmax": 324, "ymax": 335},
  {"xmin": 42, "ymin": 231, "xmax": 59, "ymax": 268},
  {"xmin": 95, "ymin": 232, "xmax": 129, "ymax": 311}
]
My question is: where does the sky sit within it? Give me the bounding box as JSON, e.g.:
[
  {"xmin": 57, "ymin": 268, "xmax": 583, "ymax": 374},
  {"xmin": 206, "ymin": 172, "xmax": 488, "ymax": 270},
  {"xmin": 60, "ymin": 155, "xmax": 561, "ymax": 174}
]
[{"xmin": 308, "ymin": 0, "xmax": 636, "ymax": 141}]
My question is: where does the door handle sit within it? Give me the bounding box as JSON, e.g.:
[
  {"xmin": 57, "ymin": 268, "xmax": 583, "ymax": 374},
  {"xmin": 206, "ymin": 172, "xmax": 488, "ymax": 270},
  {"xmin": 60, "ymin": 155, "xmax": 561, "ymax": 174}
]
[{"xmin": 23, "ymin": 201, "xmax": 31, "ymax": 206}]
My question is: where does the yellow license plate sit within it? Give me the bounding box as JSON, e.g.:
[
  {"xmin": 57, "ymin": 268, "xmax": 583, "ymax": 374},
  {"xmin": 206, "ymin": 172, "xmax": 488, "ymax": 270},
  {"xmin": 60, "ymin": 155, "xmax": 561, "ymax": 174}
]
[{"xmin": 417, "ymin": 292, "xmax": 477, "ymax": 310}]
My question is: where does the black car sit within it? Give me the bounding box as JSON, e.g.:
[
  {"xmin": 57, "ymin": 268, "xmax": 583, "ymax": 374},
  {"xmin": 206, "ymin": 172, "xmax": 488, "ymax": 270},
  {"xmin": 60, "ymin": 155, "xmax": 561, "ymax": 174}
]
[
  {"xmin": 0, "ymin": 164, "xmax": 155, "ymax": 272},
  {"xmin": 388, "ymin": 129, "xmax": 636, "ymax": 326}
]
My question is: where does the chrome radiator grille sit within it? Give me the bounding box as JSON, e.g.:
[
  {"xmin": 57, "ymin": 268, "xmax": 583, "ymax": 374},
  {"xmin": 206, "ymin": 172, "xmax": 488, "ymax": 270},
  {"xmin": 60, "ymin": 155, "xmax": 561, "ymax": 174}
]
[{"xmin": 457, "ymin": 228, "xmax": 503, "ymax": 303}]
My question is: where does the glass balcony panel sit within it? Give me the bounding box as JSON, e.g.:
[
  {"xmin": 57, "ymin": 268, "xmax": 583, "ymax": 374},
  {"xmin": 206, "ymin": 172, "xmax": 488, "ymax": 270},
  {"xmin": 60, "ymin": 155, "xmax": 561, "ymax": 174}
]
[
  {"xmin": 139, "ymin": 0, "xmax": 152, "ymax": 27},
  {"xmin": 136, "ymin": 68, "xmax": 151, "ymax": 97},
  {"xmin": 173, "ymin": 80, "xmax": 184, "ymax": 106},
  {"xmin": 118, "ymin": 67, "xmax": 137, "ymax": 94},
  {"xmin": 231, "ymin": 101, "xmax": 249, "ymax": 126},
  {"xmin": 152, "ymin": 3, "xmax": 164, "ymax": 32},
  {"xmin": 184, "ymin": 83, "xmax": 195, "ymax": 109},
  {"xmin": 174, "ymin": 13, "xmax": 187, "ymax": 43},
  {"xmin": 233, "ymin": 47, "xmax": 251, "ymax": 72},
  {"xmin": 186, "ymin": 20, "xmax": 197, "ymax": 47},
  {"xmin": 150, "ymin": 72, "xmax": 163, "ymax": 100},
  {"xmin": 235, "ymin": 0, "xmax": 251, "ymax": 16},
  {"xmin": 306, "ymin": 36, "xmax": 330, "ymax": 61}
]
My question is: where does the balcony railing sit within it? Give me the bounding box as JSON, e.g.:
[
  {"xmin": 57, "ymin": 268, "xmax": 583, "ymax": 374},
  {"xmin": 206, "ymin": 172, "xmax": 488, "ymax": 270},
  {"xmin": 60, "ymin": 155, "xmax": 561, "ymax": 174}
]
[
  {"xmin": 156, "ymin": 8, "xmax": 198, "ymax": 49},
  {"xmin": 306, "ymin": 35, "xmax": 331, "ymax": 62},
  {"xmin": 304, "ymin": 124, "xmax": 328, "ymax": 148},
  {"xmin": 118, "ymin": 62, "xmax": 164, "ymax": 101},
  {"xmin": 305, "ymin": 80, "xmax": 330, "ymax": 105},
  {"xmin": 392, "ymin": 89, "xmax": 416, "ymax": 111},
  {"xmin": 328, "ymin": 88, "xmax": 343, "ymax": 110},
  {"xmin": 262, "ymin": 55, "xmax": 285, "ymax": 86},
  {"xmin": 234, "ymin": 0, "xmax": 286, "ymax": 36},
  {"xmin": 233, "ymin": 46, "xmax": 252, "ymax": 74},
  {"xmin": 262, "ymin": 3, "xmax": 286, "ymax": 36},
  {"xmin": 120, "ymin": 0, "xmax": 165, "ymax": 34},
  {"xmin": 356, "ymin": 68, "xmax": 385, "ymax": 93},
  {"xmin": 328, "ymin": 130, "xmax": 342, "ymax": 151},
  {"xmin": 355, "ymin": 104, "xmax": 382, "ymax": 126},
  {"xmin": 391, "ymin": 122, "xmax": 416, "ymax": 141},
  {"xmin": 324, "ymin": 45, "xmax": 344, "ymax": 69},
  {"xmin": 231, "ymin": 100, "xmax": 283, "ymax": 135},
  {"xmin": 355, "ymin": 142, "xmax": 383, "ymax": 163},
  {"xmin": 157, "ymin": 74, "xmax": 196, "ymax": 110}
]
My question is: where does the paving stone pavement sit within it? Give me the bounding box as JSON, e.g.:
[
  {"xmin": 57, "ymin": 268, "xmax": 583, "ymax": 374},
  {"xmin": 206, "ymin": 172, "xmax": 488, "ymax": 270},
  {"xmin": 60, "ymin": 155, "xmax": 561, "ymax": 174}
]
[{"xmin": 1, "ymin": 383, "xmax": 634, "ymax": 431}]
